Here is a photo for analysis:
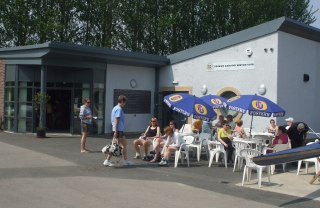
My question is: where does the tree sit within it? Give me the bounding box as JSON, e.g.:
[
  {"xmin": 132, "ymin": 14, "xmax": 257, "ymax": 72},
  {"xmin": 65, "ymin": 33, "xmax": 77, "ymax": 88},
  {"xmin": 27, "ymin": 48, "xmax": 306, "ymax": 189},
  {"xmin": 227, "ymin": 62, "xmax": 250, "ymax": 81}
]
[{"xmin": 0, "ymin": 0, "xmax": 317, "ymax": 54}]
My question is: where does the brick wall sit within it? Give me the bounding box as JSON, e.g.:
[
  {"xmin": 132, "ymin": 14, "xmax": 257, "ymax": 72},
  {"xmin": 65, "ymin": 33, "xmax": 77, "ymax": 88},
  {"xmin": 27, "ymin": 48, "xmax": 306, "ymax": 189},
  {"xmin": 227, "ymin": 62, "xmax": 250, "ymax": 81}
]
[{"xmin": 0, "ymin": 58, "xmax": 4, "ymax": 129}]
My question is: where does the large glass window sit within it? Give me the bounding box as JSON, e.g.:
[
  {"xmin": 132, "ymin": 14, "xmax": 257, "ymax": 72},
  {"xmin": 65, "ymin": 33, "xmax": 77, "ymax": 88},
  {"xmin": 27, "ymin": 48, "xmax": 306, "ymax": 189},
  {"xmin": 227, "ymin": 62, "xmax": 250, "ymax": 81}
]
[
  {"xmin": 17, "ymin": 81, "xmax": 33, "ymax": 132},
  {"xmin": 92, "ymin": 83, "xmax": 104, "ymax": 134},
  {"xmin": 217, "ymin": 87, "xmax": 242, "ymax": 122},
  {"xmin": 4, "ymin": 82, "xmax": 15, "ymax": 131}
]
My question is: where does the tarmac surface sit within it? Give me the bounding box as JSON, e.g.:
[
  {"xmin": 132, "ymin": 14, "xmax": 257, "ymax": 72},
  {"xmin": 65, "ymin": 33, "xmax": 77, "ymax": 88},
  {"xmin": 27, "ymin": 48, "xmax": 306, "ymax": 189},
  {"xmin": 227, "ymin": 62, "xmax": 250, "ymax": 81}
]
[{"xmin": 0, "ymin": 132, "xmax": 319, "ymax": 208}]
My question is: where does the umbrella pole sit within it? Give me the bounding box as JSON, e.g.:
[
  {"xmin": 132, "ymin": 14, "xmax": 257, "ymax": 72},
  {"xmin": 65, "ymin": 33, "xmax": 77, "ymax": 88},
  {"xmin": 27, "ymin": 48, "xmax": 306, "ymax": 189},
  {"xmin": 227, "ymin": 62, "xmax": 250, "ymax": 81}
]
[
  {"xmin": 249, "ymin": 114, "xmax": 253, "ymax": 138},
  {"xmin": 180, "ymin": 116, "xmax": 187, "ymax": 132}
]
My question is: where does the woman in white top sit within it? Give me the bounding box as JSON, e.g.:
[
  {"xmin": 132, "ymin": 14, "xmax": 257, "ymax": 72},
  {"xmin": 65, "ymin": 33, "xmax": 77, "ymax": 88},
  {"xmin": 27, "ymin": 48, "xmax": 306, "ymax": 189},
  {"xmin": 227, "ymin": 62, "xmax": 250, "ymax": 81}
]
[
  {"xmin": 158, "ymin": 126, "xmax": 185, "ymax": 166},
  {"xmin": 150, "ymin": 120, "xmax": 178, "ymax": 163}
]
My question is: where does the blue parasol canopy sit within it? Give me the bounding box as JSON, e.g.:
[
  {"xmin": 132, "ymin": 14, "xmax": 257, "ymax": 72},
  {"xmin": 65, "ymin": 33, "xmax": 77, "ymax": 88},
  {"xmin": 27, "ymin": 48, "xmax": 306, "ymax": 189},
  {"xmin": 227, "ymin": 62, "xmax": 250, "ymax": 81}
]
[
  {"xmin": 226, "ymin": 94, "xmax": 285, "ymax": 135},
  {"xmin": 200, "ymin": 94, "xmax": 228, "ymax": 109},
  {"xmin": 227, "ymin": 94, "xmax": 285, "ymax": 117},
  {"xmin": 164, "ymin": 93, "xmax": 216, "ymax": 121}
]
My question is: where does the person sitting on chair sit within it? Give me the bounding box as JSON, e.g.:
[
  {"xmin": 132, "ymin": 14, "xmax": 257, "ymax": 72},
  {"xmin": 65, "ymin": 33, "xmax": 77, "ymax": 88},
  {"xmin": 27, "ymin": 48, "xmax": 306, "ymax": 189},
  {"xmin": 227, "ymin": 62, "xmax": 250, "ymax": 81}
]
[
  {"xmin": 212, "ymin": 115, "xmax": 225, "ymax": 136},
  {"xmin": 192, "ymin": 119, "xmax": 202, "ymax": 134},
  {"xmin": 150, "ymin": 120, "xmax": 178, "ymax": 163},
  {"xmin": 234, "ymin": 119, "xmax": 246, "ymax": 139},
  {"xmin": 266, "ymin": 125, "xmax": 289, "ymax": 154},
  {"xmin": 133, "ymin": 117, "xmax": 160, "ymax": 160},
  {"xmin": 158, "ymin": 126, "xmax": 185, "ymax": 166},
  {"xmin": 269, "ymin": 125, "xmax": 289, "ymax": 148},
  {"xmin": 226, "ymin": 115, "xmax": 236, "ymax": 130},
  {"xmin": 217, "ymin": 120, "xmax": 234, "ymax": 164},
  {"xmin": 268, "ymin": 119, "xmax": 278, "ymax": 135}
]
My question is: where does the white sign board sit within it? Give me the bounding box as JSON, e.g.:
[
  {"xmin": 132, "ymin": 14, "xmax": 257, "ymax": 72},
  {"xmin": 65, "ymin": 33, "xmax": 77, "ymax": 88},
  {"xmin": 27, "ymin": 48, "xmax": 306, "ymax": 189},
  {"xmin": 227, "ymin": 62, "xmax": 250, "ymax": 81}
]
[{"xmin": 207, "ymin": 61, "xmax": 255, "ymax": 71}]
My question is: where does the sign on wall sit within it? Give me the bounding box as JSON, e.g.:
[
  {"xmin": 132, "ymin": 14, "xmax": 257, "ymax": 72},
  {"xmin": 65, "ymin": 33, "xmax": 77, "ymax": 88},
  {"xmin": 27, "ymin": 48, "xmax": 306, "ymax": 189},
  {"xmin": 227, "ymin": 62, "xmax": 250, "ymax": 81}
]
[{"xmin": 206, "ymin": 61, "xmax": 255, "ymax": 71}]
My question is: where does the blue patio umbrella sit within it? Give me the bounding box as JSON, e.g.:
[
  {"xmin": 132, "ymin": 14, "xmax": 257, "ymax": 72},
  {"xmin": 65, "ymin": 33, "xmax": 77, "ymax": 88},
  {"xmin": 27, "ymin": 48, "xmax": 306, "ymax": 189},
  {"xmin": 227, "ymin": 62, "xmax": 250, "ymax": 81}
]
[
  {"xmin": 164, "ymin": 93, "xmax": 216, "ymax": 122},
  {"xmin": 200, "ymin": 94, "xmax": 228, "ymax": 109},
  {"xmin": 226, "ymin": 94, "xmax": 285, "ymax": 134}
]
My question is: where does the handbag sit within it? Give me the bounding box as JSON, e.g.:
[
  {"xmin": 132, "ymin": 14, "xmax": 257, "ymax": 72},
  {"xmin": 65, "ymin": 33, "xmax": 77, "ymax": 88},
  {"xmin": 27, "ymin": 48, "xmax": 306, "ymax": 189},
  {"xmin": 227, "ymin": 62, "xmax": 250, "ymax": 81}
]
[{"xmin": 102, "ymin": 138, "xmax": 122, "ymax": 157}]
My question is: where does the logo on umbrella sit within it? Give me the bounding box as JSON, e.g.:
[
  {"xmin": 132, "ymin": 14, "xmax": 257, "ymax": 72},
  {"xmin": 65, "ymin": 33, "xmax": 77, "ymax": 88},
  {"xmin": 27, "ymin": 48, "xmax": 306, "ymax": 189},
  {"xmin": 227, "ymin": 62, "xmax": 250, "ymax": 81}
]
[
  {"xmin": 211, "ymin": 98, "xmax": 222, "ymax": 105},
  {"xmin": 252, "ymin": 100, "xmax": 267, "ymax": 110},
  {"xmin": 169, "ymin": 95, "xmax": 183, "ymax": 102},
  {"xmin": 195, "ymin": 104, "xmax": 208, "ymax": 115}
]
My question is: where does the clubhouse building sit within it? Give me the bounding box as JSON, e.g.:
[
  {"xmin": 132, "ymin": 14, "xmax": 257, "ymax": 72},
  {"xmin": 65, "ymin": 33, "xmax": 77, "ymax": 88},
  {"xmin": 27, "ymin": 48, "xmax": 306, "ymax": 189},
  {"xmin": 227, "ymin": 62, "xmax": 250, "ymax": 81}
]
[{"xmin": 0, "ymin": 17, "xmax": 319, "ymax": 135}]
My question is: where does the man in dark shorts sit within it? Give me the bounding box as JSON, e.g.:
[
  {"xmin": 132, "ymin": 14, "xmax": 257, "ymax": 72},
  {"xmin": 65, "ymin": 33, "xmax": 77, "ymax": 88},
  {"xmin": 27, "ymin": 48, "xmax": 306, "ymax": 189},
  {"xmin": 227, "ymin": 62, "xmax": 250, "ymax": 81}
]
[{"xmin": 103, "ymin": 95, "xmax": 134, "ymax": 167}]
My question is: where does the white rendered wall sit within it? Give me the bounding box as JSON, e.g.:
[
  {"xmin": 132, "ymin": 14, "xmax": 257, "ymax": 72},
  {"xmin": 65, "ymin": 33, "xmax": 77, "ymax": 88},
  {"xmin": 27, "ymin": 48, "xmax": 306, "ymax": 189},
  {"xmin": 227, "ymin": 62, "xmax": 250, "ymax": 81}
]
[
  {"xmin": 277, "ymin": 32, "xmax": 320, "ymax": 132},
  {"xmin": 105, "ymin": 64, "xmax": 155, "ymax": 134},
  {"xmin": 160, "ymin": 33, "xmax": 279, "ymax": 131}
]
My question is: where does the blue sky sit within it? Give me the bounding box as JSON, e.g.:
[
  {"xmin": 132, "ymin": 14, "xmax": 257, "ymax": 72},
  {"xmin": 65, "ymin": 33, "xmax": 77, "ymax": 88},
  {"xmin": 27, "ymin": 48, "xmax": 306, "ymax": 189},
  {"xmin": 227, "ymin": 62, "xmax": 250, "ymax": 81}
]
[{"xmin": 310, "ymin": 0, "xmax": 320, "ymax": 28}]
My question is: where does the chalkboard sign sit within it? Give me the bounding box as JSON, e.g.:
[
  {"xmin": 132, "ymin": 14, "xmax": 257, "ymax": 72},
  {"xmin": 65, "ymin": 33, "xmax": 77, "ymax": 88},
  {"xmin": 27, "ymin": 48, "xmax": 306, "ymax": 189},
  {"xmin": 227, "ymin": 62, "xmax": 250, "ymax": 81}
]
[{"xmin": 113, "ymin": 89, "xmax": 151, "ymax": 114}]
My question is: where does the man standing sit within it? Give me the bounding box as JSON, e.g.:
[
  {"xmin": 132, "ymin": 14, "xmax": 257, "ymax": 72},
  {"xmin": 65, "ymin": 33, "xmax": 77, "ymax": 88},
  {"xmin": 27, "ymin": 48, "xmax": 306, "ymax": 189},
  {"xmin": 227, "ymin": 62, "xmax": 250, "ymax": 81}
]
[
  {"xmin": 103, "ymin": 95, "xmax": 134, "ymax": 166},
  {"xmin": 285, "ymin": 117, "xmax": 294, "ymax": 130},
  {"xmin": 287, "ymin": 122, "xmax": 309, "ymax": 149}
]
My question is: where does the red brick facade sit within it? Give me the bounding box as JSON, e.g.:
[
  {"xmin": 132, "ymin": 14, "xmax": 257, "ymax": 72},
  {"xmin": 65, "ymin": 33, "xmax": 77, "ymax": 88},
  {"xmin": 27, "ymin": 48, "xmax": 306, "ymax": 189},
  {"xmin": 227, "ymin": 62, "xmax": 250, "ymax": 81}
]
[{"xmin": 0, "ymin": 58, "xmax": 4, "ymax": 129}]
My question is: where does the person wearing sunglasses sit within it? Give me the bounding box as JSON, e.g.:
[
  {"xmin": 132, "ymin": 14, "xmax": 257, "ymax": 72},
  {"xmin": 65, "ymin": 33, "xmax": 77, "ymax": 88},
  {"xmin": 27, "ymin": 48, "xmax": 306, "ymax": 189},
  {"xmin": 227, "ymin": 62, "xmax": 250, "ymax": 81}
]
[
  {"xmin": 79, "ymin": 98, "xmax": 93, "ymax": 153},
  {"xmin": 217, "ymin": 120, "xmax": 234, "ymax": 164},
  {"xmin": 133, "ymin": 117, "xmax": 161, "ymax": 160}
]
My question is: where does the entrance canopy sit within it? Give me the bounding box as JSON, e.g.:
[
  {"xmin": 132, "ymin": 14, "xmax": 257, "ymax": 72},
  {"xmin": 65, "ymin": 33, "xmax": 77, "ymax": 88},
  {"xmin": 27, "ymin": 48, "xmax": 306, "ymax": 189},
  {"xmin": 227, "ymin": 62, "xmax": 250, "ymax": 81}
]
[{"xmin": 0, "ymin": 41, "xmax": 169, "ymax": 68}]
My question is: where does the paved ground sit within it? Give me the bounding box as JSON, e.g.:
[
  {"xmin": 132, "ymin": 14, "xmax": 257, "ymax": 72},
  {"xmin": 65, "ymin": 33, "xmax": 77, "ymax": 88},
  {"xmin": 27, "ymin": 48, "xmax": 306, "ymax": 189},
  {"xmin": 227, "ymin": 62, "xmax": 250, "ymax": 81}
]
[{"xmin": 0, "ymin": 132, "xmax": 319, "ymax": 208}]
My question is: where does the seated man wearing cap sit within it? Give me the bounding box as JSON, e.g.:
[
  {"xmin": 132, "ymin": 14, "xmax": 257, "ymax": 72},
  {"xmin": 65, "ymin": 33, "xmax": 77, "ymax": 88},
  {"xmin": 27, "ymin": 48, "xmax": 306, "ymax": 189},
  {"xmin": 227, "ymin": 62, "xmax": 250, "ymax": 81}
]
[{"xmin": 287, "ymin": 121, "xmax": 309, "ymax": 148}]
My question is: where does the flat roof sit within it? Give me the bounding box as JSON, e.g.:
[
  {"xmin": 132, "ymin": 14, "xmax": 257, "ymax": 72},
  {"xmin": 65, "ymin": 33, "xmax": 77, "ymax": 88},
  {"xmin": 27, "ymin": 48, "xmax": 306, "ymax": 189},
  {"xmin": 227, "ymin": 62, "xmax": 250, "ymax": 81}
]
[
  {"xmin": 0, "ymin": 42, "xmax": 169, "ymax": 68},
  {"xmin": 168, "ymin": 17, "xmax": 320, "ymax": 64}
]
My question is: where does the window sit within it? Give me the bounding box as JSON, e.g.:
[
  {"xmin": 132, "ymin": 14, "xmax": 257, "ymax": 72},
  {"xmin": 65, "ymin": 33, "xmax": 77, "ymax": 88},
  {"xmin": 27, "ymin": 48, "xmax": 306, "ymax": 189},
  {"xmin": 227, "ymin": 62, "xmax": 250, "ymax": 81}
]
[
  {"xmin": 114, "ymin": 89, "xmax": 151, "ymax": 114},
  {"xmin": 217, "ymin": 87, "xmax": 241, "ymax": 120}
]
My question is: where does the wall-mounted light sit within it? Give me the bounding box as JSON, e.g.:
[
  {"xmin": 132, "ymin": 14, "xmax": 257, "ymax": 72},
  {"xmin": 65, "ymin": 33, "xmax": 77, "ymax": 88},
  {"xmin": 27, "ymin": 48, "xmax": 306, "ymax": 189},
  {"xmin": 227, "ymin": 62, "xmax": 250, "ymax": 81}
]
[
  {"xmin": 246, "ymin": 48, "xmax": 253, "ymax": 57},
  {"xmin": 172, "ymin": 80, "xmax": 179, "ymax": 85},
  {"xmin": 201, "ymin": 85, "xmax": 208, "ymax": 95},
  {"xmin": 303, "ymin": 74, "xmax": 309, "ymax": 82},
  {"xmin": 258, "ymin": 84, "xmax": 267, "ymax": 95},
  {"xmin": 130, "ymin": 79, "xmax": 137, "ymax": 88}
]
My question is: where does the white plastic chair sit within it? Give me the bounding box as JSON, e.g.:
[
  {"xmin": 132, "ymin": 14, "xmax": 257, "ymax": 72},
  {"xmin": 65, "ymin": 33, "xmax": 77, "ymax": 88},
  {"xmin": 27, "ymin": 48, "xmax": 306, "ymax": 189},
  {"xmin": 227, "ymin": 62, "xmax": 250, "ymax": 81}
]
[
  {"xmin": 240, "ymin": 148, "xmax": 271, "ymax": 188},
  {"xmin": 232, "ymin": 140, "xmax": 251, "ymax": 172},
  {"xmin": 297, "ymin": 158, "xmax": 320, "ymax": 175},
  {"xmin": 264, "ymin": 143, "xmax": 290, "ymax": 174},
  {"xmin": 187, "ymin": 133, "xmax": 210, "ymax": 161},
  {"xmin": 208, "ymin": 141, "xmax": 227, "ymax": 168},
  {"xmin": 179, "ymin": 124, "xmax": 194, "ymax": 136},
  {"xmin": 174, "ymin": 140, "xmax": 190, "ymax": 168},
  {"xmin": 252, "ymin": 135, "xmax": 272, "ymax": 148},
  {"xmin": 297, "ymin": 142, "xmax": 320, "ymax": 175}
]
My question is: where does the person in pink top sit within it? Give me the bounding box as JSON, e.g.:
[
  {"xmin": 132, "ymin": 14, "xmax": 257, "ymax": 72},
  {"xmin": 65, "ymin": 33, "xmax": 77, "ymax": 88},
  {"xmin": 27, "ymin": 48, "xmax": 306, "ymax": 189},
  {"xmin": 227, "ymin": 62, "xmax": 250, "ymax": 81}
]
[
  {"xmin": 234, "ymin": 119, "xmax": 246, "ymax": 138},
  {"xmin": 270, "ymin": 125, "xmax": 289, "ymax": 147}
]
